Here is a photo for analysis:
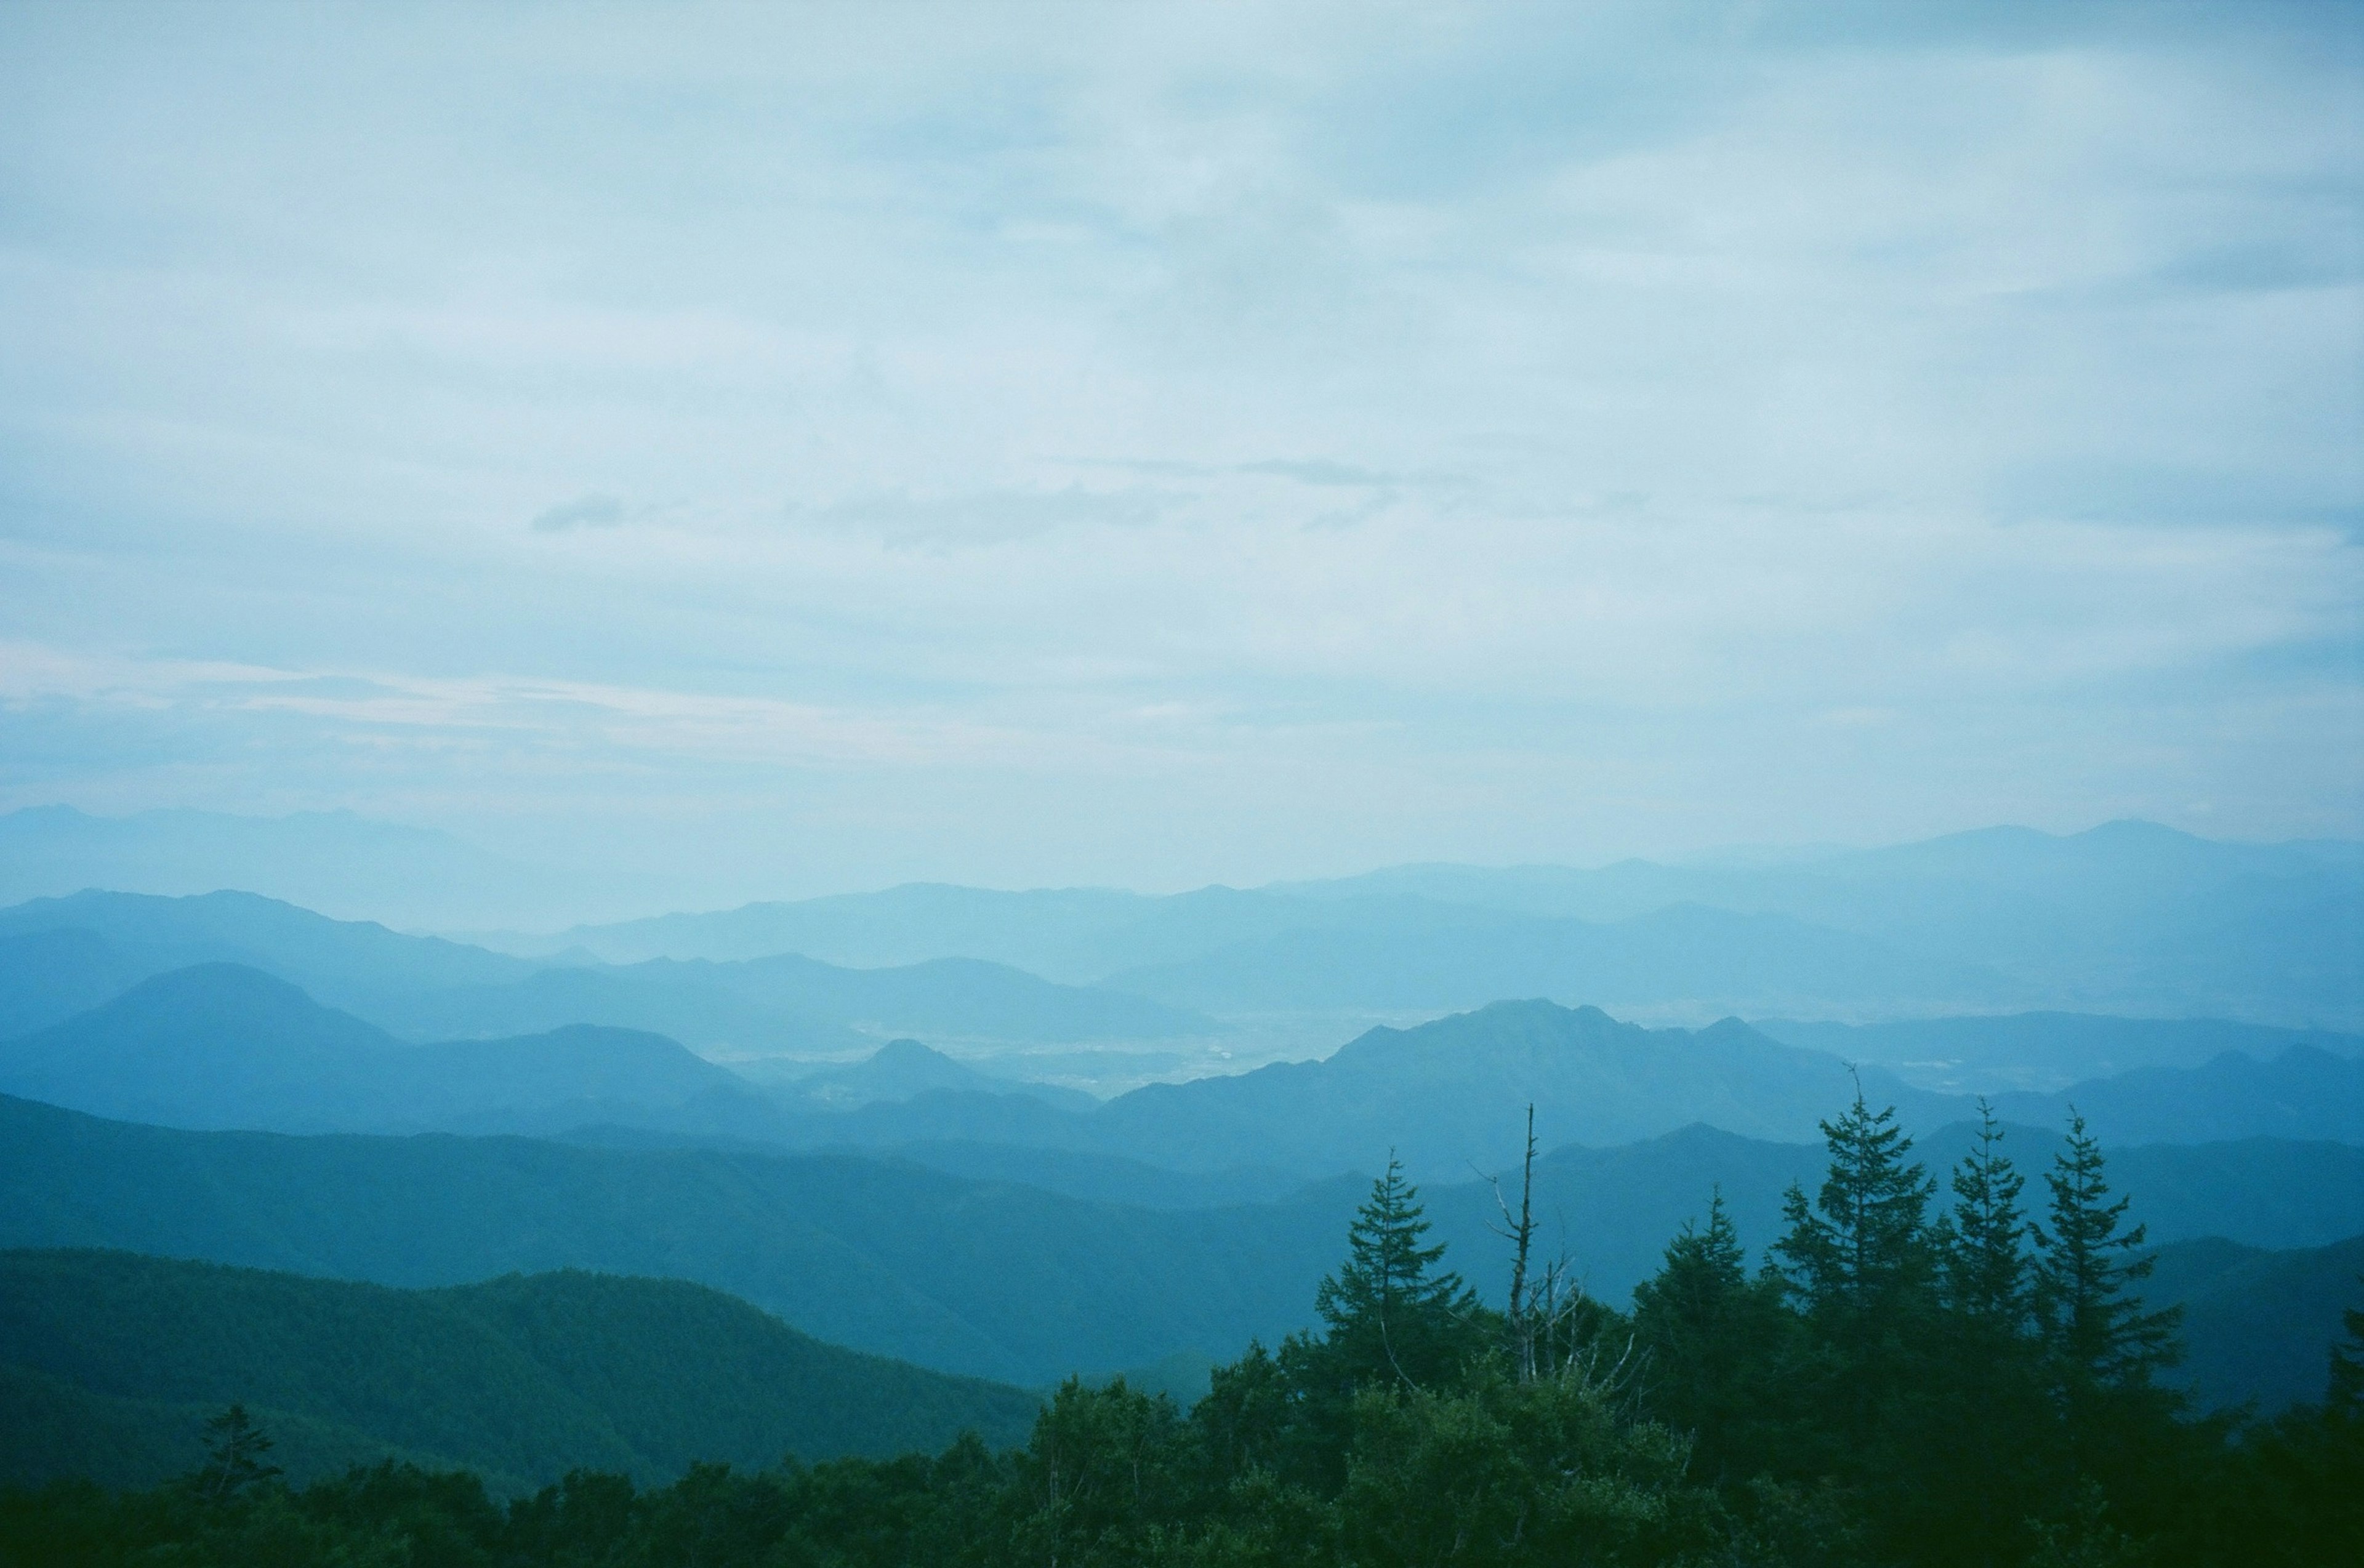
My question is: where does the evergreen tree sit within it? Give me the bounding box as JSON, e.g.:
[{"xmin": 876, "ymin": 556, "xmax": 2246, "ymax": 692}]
[
  {"xmin": 2033, "ymin": 1111, "xmax": 2180, "ymax": 1398},
  {"xmin": 1940, "ymin": 1101, "xmax": 2032, "ymax": 1332},
  {"xmin": 1631, "ymin": 1189, "xmax": 1788, "ymax": 1483},
  {"xmin": 1769, "ymin": 1087, "xmax": 1941, "ymax": 1553},
  {"xmin": 193, "ymin": 1403, "xmax": 281, "ymax": 1505},
  {"xmin": 1310, "ymin": 1154, "xmax": 1481, "ymax": 1391},
  {"xmin": 1928, "ymin": 1104, "xmax": 2051, "ymax": 1568},
  {"xmin": 1009, "ymin": 1377, "xmax": 1189, "ymax": 1564},
  {"xmin": 1772, "ymin": 1089, "xmax": 1936, "ymax": 1346},
  {"xmin": 2031, "ymin": 1110, "xmax": 2190, "ymax": 1545}
]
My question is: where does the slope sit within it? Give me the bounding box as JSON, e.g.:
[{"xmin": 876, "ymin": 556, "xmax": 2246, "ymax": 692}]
[
  {"xmin": 1982, "ymin": 1046, "xmax": 2364, "ymax": 1146},
  {"xmin": 0, "ymin": 1093, "xmax": 1349, "ymax": 1385},
  {"xmin": 0, "ymin": 1249, "xmax": 1039, "ymax": 1492},
  {"xmin": 2143, "ymin": 1233, "xmax": 2364, "ymax": 1413}
]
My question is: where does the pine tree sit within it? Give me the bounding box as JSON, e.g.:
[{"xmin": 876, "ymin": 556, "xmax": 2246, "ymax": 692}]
[
  {"xmin": 1929, "ymin": 1103, "xmax": 2050, "ymax": 1568},
  {"xmin": 1633, "ymin": 1189, "xmax": 1787, "ymax": 1482},
  {"xmin": 2033, "ymin": 1111, "xmax": 2179, "ymax": 1397},
  {"xmin": 2032, "ymin": 1109, "xmax": 2189, "ymax": 1536},
  {"xmin": 1773, "ymin": 1088, "xmax": 1936, "ymax": 1341},
  {"xmin": 1312, "ymin": 1154, "xmax": 1477, "ymax": 1390},
  {"xmin": 1942, "ymin": 1101, "xmax": 2033, "ymax": 1332},
  {"xmin": 1638, "ymin": 1191, "xmax": 1748, "ymax": 1338},
  {"xmin": 1769, "ymin": 1085, "xmax": 1940, "ymax": 1519},
  {"xmin": 194, "ymin": 1404, "xmax": 281, "ymax": 1505}
]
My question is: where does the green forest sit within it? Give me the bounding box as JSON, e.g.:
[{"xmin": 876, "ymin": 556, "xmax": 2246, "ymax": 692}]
[
  {"xmin": 4, "ymin": 1098, "xmax": 2357, "ymax": 1568},
  {"xmin": 0, "ymin": 1256, "xmax": 1040, "ymax": 1492}
]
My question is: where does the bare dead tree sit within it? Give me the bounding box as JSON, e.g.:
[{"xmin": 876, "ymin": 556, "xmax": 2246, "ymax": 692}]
[
  {"xmin": 1483, "ymin": 1106, "xmax": 1657, "ymax": 1418},
  {"xmin": 1485, "ymin": 1104, "xmax": 1543, "ymax": 1381},
  {"xmin": 1524, "ymin": 1253, "xmax": 1650, "ymax": 1419}
]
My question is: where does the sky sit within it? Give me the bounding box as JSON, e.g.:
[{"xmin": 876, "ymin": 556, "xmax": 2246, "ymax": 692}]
[{"xmin": 1, "ymin": 0, "xmax": 2359, "ymax": 901}]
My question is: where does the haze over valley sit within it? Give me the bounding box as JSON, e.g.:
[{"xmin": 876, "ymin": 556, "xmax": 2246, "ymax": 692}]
[{"xmin": 2, "ymin": 807, "xmax": 2358, "ymax": 1401}]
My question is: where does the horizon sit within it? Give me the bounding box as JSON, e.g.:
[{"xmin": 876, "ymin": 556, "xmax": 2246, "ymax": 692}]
[{"xmin": 6, "ymin": 798, "xmax": 2358, "ymax": 930}]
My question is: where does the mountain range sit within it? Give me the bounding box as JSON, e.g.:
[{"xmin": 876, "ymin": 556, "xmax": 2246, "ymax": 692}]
[
  {"xmin": 497, "ymin": 820, "xmax": 2364, "ymax": 1029},
  {"xmin": 0, "ymin": 891, "xmax": 1213, "ymax": 1071},
  {"xmin": 10, "ymin": 958, "xmax": 2362, "ymax": 1175},
  {"xmin": 1755, "ymin": 1011, "xmax": 2364, "ymax": 1093},
  {"xmin": 10, "ymin": 1228, "xmax": 2346, "ymax": 1502},
  {"xmin": 8, "ymin": 1089, "xmax": 2359, "ymax": 1394},
  {"xmin": 369, "ymin": 951, "xmax": 1218, "ymax": 1054},
  {"xmin": 7, "ymin": 960, "xmax": 2361, "ymax": 1172},
  {"xmin": 11, "ymin": 814, "xmax": 2357, "ymax": 1037}
]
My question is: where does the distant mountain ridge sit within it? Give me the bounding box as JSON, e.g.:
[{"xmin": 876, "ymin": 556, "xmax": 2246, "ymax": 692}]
[
  {"xmin": 1099, "ymin": 903, "xmax": 2011, "ymax": 1017},
  {"xmin": 0, "ymin": 889, "xmax": 537, "ymax": 1017},
  {"xmin": 374, "ymin": 951, "xmax": 1219, "ymax": 1053},
  {"xmin": 0, "ymin": 891, "xmax": 1212, "ymax": 1063},
  {"xmin": 0, "ymin": 805, "xmax": 643, "ymax": 930},
  {"xmin": 507, "ymin": 819, "xmax": 2364, "ymax": 1028},
  {"xmin": 1080, "ymin": 1001, "xmax": 2364, "ymax": 1172}
]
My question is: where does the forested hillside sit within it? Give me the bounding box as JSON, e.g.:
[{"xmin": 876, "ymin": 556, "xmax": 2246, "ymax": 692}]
[
  {"xmin": 2147, "ymin": 1232, "xmax": 2364, "ymax": 1412},
  {"xmin": 0, "ymin": 1251, "xmax": 1037, "ymax": 1492}
]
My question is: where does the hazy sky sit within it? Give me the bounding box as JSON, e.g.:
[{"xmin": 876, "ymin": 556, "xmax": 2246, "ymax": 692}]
[{"xmin": 1, "ymin": 1, "xmax": 2358, "ymax": 898}]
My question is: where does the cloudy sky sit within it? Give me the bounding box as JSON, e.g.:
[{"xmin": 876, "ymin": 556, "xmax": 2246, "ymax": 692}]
[{"xmin": 1, "ymin": 1, "xmax": 2358, "ymax": 900}]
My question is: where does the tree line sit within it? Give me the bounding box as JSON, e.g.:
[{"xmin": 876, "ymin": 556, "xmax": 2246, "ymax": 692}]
[{"xmin": 3, "ymin": 1094, "xmax": 2357, "ymax": 1566}]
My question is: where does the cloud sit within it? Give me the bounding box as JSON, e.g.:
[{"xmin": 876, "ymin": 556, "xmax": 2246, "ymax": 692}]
[
  {"xmin": 531, "ymin": 494, "xmax": 629, "ymax": 533},
  {"xmin": 1231, "ymin": 459, "xmax": 1400, "ymax": 488},
  {"xmin": 786, "ymin": 486, "xmax": 1169, "ymax": 548}
]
